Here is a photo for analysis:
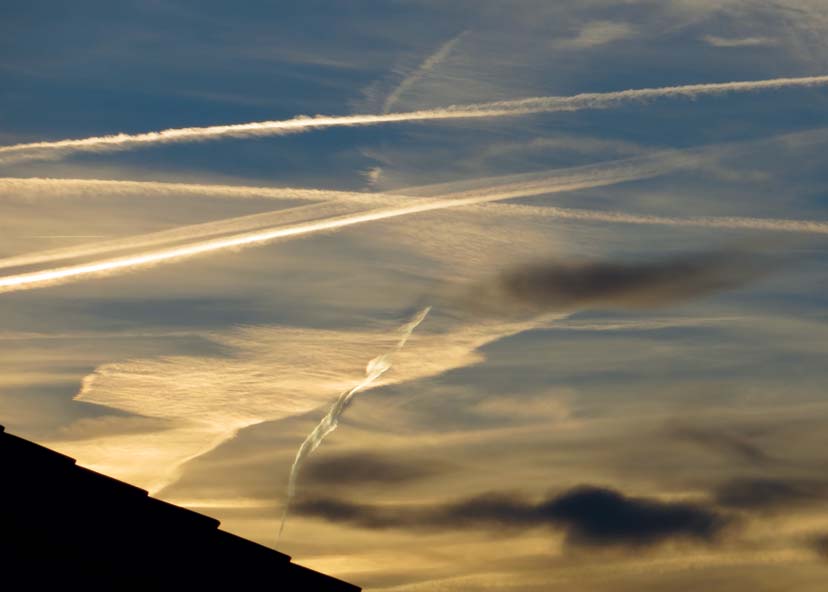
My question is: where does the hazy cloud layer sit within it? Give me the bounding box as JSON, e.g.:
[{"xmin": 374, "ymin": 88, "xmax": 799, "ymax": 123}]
[
  {"xmin": 672, "ymin": 424, "xmax": 774, "ymax": 466},
  {"xmin": 303, "ymin": 451, "xmax": 447, "ymax": 487}
]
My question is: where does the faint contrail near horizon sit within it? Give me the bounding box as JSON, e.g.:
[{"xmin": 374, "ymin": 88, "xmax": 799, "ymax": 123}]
[
  {"xmin": 2, "ymin": 75, "xmax": 828, "ymax": 164},
  {"xmin": 278, "ymin": 307, "xmax": 431, "ymax": 540}
]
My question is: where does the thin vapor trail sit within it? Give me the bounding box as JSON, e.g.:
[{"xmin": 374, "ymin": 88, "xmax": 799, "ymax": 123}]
[
  {"xmin": 12, "ymin": 190, "xmax": 824, "ymax": 275},
  {"xmin": 0, "ymin": 176, "xmax": 379, "ymax": 203},
  {"xmin": 0, "ymin": 158, "xmax": 657, "ymax": 270},
  {"xmin": 3, "ymin": 155, "xmax": 828, "ymax": 293},
  {"xmin": 0, "ymin": 156, "xmax": 675, "ymax": 293},
  {"xmin": 510, "ymin": 205, "xmax": 828, "ymax": 234},
  {"xmin": 0, "ymin": 201, "xmax": 367, "ymax": 271},
  {"xmin": 278, "ymin": 307, "xmax": 431, "ymax": 539},
  {"xmin": 383, "ymin": 30, "xmax": 469, "ymax": 113},
  {"xmin": 2, "ymin": 75, "xmax": 827, "ymax": 164}
]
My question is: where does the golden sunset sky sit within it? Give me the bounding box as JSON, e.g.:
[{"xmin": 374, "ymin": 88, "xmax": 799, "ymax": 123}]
[{"xmin": 2, "ymin": 1, "xmax": 828, "ymax": 589}]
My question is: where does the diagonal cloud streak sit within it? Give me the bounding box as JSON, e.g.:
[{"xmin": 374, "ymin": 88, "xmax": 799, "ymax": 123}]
[
  {"xmin": 4, "ymin": 154, "xmax": 828, "ymax": 287},
  {"xmin": 0, "ymin": 176, "xmax": 384, "ymax": 202},
  {"xmin": 278, "ymin": 307, "xmax": 431, "ymax": 539},
  {"xmin": 382, "ymin": 30, "xmax": 469, "ymax": 113},
  {"xmin": 0, "ymin": 154, "xmax": 682, "ymax": 293},
  {"xmin": 1, "ymin": 75, "xmax": 827, "ymax": 164},
  {"xmin": 0, "ymin": 201, "xmax": 370, "ymax": 271}
]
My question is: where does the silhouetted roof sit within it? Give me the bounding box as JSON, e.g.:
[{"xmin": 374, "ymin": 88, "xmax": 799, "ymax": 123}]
[{"xmin": 0, "ymin": 424, "xmax": 360, "ymax": 591}]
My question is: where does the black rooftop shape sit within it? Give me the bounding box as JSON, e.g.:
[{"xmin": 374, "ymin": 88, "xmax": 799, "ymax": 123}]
[{"xmin": 0, "ymin": 424, "xmax": 360, "ymax": 591}]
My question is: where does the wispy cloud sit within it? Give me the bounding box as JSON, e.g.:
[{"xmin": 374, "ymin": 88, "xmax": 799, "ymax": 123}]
[
  {"xmin": 554, "ymin": 21, "xmax": 636, "ymax": 49},
  {"xmin": 702, "ymin": 35, "xmax": 778, "ymax": 48},
  {"xmin": 51, "ymin": 317, "xmax": 545, "ymax": 492}
]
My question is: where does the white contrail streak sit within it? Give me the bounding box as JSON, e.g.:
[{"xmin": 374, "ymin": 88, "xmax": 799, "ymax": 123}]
[
  {"xmin": 0, "ymin": 158, "xmax": 659, "ymax": 270},
  {"xmin": 0, "ymin": 201, "xmax": 369, "ymax": 271},
  {"xmin": 508, "ymin": 204, "xmax": 828, "ymax": 234},
  {"xmin": 278, "ymin": 307, "xmax": 431, "ymax": 539},
  {"xmin": 2, "ymin": 75, "xmax": 827, "ymax": 164},
  {"xmin": 0, "ymin": 156, "xmax": 676, "ymax": 293},
  {"xmin": 2, "ymin": 154, "xmax": 828, "ymax": 293},
  {"xmin": 0, "ymin": 176, "xmax": 379, "ymax": 203},
  {"xmin": 383, "ymin": 30, "xmax": 468, "ymax": 113}
]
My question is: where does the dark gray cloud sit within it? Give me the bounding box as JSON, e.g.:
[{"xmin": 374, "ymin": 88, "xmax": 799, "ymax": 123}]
[
  {"xmin": 303, "ymin": 451, "xmax": 447, "ymax": 486},
  {"xmin": 295, "ymin": 485, "xmax": 726, "ymax": 548},
  {"xmin": 545, "ymin": 486, "xmax": 725, "ymax": 547},
  {"xmin": 714, "ymin": 478, "xmax": 828, "ymax": 511},
  {"xmin": 461, "ymin": 249, "xmax": 770, "ymax": 316}
]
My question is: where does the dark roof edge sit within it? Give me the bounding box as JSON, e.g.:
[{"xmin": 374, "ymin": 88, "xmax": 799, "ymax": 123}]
[{"xmin": 0, "ymin": 424, "xmax": 360, "ymax": 591}]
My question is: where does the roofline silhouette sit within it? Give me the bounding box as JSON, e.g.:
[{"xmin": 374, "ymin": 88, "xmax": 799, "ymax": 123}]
[{"xmin": 0, "ymin": 424, "xmax": 360, "ymax": 590}]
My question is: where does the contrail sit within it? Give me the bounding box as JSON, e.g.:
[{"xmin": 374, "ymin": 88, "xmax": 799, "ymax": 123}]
[
  {"xmin": 10, "ymin": 189, "xmax": 826, "ymax": 275},
  {"xmin": 0, "ymin": 176, "xmax": 380, "ymax": 203},
  {"xmin": 2, "ymin": 75, "xmax": 827, "ymax": 164},
  {"xmin": 509, "ymin": 204, "xmax": 828, "ymax": 235},
  {"xmin": 0, "ymin": 201, "xmax": 369, "ymax": 271},
  {"xmin": 0, "ymin": 159, "xmax": 655, "ymax": 270},
  {"xmin": 0, "ymin": 155, "xmax": 677, "ymax": 293},
  {"xmin": 278, "ymin": 307, "xmax": 431, "ymax": 539},
  {"xmin": 383, "ymin": 30, "xmax": 469, "ymax": 113},
  {"xmin": 3, "ymin": 155, "xmax": 828, "ymax": 293}
]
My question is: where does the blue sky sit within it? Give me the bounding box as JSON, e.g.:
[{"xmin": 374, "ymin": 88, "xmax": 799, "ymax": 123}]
[{"xmin": 2, "ymin": 1, "xmax": 828, "ymax": 589}]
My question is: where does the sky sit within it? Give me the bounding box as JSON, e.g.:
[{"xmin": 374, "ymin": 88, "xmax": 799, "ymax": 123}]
[{"xmin": 2, "ymin": 1, "xmax": 828, "ymax": 589}]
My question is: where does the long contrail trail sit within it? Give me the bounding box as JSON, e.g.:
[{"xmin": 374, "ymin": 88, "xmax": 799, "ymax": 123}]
[
  {"xmin": 7, "ymin": 181, "xmax": 826, "ymax": 274},
  {"xmin": 0, "ymin": 176, "xmax": 380, "ymax": 203},
  {"xmin": 508, "ymin": 204, "xmax": 828, "ymax": 234},
  {"xmin": 278, "ymin": 307, "xmax": 431, "ymax": 539},
  {"xmin": 0, "ymin": 162, "xmax": 659, "ymax": 293},
  {"xmin": 2, "ymin": 155, "xmax": 828, "ymax": 293},
  {"xmin": 2, "ymin": 75, "xmax": 827, "ymax": 164},
  {"xmin": 0, "ymin": 201, "xmax": 369, "ymax": 271},
  {"xmin": 0, "ymin": 157, "xmax": 667, "ymax": 270}
]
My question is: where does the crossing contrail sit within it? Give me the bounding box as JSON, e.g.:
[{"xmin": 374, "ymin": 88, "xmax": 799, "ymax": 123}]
[
  {"xmin": 0, "ymin": 201, "xmax": 369, "ymax": 271},
  {"xmin": 278, "ymin": 307, "xmax": 431, "ymax": 539},
  {"xmin": 0, "ymin": 157, "xmax": 669, "ymax": 270},
  {"xmin": 1, "ymin": 75, "xmax": 827, "ymax": 164},
  {"xmin": 3, "ymin": 153, "xmax": 828, "ymax": 293},
  {"xmin": 8, "ymin": 187, "xmax": 826, "ymax": 274},
  {"xmin": 0, "ymin": 156, "xmax": 670, "ymax": 293}
]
